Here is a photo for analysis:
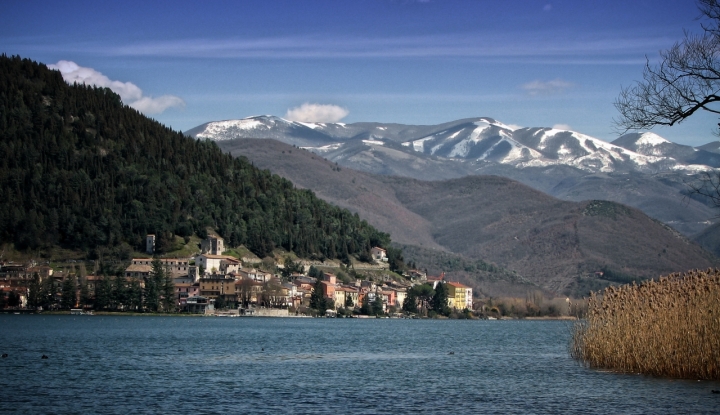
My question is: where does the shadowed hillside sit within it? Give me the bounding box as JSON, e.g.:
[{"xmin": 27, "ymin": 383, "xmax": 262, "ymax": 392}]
[
  {"xmin": 219, "ymin": 138, "xmax": 718, "ymax": 296},
  {"xmin": 216, "ymin": 138, "xmax": 443, "ymax": 250}
]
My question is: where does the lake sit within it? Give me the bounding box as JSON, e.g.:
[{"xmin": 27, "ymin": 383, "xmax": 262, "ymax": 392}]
[{"xmin": 0, "ymin": 315, "xmax": 718, "ymax": 414}]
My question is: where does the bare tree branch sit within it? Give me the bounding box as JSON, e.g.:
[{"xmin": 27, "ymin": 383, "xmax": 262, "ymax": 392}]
[
  {"xmin": 687, "ymin": 171, "xmax": 720, "ymax": 212},
  {"xmin": 614, "ymin": 0, "xmax": 720, "ymax": 135}
]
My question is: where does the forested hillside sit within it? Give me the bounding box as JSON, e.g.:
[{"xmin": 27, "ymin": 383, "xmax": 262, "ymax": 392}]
[{"xmin": 0, "ymin": 55, "xmax": 390, "ymax": 261}]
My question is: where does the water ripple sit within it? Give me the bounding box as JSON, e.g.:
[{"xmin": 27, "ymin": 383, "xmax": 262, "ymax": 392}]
[{"xmin": 0, "ymin": 315, "xmax": 718, "ymax": 414}]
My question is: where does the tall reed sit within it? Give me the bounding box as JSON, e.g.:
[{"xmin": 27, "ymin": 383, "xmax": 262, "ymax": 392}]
[{"xmin": 571, "ymin": 268, "xmax": 720, "ymax": 379}]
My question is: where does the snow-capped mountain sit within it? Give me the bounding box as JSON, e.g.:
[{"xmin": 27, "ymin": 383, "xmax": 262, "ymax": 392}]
[
  {"xmin": 185, "ymin": 115, "xmax": 340, "ymax": 147},
  {"xmin": 400, "ymin": 118, "xmax": 544, "ymax": 165},
  {"xmin": 186, "ymin": 115, "xmax": 719, "ymax": 174},
  {"xmin": 612, "ymin": 132, "xmax": 720, "ymax": 168}
]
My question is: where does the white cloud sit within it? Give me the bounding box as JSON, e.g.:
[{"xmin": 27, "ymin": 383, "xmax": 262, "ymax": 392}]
[
  {"xmin": 553, "ymin": 123, "xmax": 572, "ymax": 130},
  {"xmin": 130, "ymin": 95, "xmax": 186, "ymax": 114},
  {"xmin": 284, "ymin": 103, "xmax": 349, "ymax": 123},
  {"xmin": 522, "ymin": 79, "xmax": 573, "ymax": 95},
  {"xmin": 47, "ymin": 60, "xmax": 184, "ymax": 114}
]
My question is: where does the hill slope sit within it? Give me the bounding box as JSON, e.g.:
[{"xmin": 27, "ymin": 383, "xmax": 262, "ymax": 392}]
[
  {"xmin": 0, "ymin": 56, "xmax": 390, "ymax": 261},
  {"xmin": 219, "ymin": 138, "xmax": 718, "ymax": 295}
]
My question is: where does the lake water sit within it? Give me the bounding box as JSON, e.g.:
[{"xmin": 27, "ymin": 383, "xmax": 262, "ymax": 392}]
[{"xmin": 0, "ymin": 315, "xmax": 718, "ymax": 414}]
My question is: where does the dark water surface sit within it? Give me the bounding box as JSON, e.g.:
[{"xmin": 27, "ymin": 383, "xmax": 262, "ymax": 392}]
[{"xmin": 1, "ymin": 315, "xmax": 718, "ymax": 414}]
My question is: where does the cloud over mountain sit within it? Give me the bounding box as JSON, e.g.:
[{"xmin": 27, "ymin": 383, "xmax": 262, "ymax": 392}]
[
  {"xmin": 522, "ymin": 79, "xmax": 573, "ymax": 95},
  {"xmin": 47, "ymin": 60, "xmax": 184, "ymax": 114},
  {"xmin": 284, "ymin": 103, "xmax": 349, "ymax": 123}
]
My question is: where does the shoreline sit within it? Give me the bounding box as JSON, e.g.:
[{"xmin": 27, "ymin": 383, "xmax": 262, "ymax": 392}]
[{"xmin": 4, "ymin": 310, "xmax": 580, "ymax": 320}]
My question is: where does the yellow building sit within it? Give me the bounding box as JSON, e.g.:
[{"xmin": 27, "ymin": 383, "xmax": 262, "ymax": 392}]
[{"xmin": 446, "ymin": 282, "xmax": 472, "ymax": 310}]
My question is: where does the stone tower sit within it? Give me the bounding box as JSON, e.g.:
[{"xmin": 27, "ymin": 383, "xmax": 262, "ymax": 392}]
[{"xmin": 146, "ymin": 234, "xmax": 155, "ymax": 255}]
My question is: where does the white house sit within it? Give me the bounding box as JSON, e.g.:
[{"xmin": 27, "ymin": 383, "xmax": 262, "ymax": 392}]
[
  {"xmin": 195, "ymin": 254, "xmax": 240, "ymax": 275},
  {"xmin": 371, "ymin": 247, "xmax": 387, "ymax": 262}
]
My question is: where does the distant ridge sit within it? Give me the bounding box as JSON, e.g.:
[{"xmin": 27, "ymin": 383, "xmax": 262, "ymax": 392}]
[
  {"xmin": 189, "ymin": 115, "xmax": 720, "ymax": 241},
  {"xmin": 188, "ymin": 115, "xmax": 720, "ymax": 175}
]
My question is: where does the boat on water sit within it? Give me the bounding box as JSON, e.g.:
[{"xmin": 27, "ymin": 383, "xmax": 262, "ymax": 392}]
[{"xmin": 70, "ymin": 309, "xmax": 94, "ymax": 316}]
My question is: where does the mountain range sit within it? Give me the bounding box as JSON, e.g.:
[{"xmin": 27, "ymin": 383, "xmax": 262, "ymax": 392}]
[
  {"xmin": 187, "ymin": 116, "xmax": 720, "ymax": 241},
  {"xmin": 187, "ymin": 115, "xmax": 720, "ymax": 174}
]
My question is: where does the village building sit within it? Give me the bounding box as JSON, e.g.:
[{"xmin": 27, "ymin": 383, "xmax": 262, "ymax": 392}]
[
  {"xmin": 446, "ymin": 281, "xmax": 473, "ymax": 310},
  {"xmin": 236, "ymin": 267, "xmax": 271, "ymax": 282},
  {"xmin": 371, "ymin": 247, "xmax": 387, "ymax": 262},
  {"xmin": 183, "ymin": 295, "xmax": 213, "ymax": 314},
  {"xmin": 125, "ymin": 258, "xmax": 190, "ymax": 278},
  {"xmin": 200, "ymin": 235, "xmax": 225, "ymax": 256},
  {"xmin": 392, "ymin": 287, "xmax": 407, "ymax": 309},
  {"xmin": 426, "ymin": 272, "xmax": 445, "ymax": 289},
  {"xmin": 406, "ymin": 269, "xmax": 427, "ymax": 282},
  {"xmin": 341, "ymin": 286, "xmax": 359, "ymax": 308},
  {"xmin": 195, "ymin": 254, "xmax": 240, "ymax": 275},
  {"xmin": 176, "ymin": 282, "xmax": 200, "ymax": 305}
]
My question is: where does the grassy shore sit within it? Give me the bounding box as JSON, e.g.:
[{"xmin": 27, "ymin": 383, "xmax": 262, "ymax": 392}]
[{"xmin": 571, "ymin": 268, "xmax": 720, "ymax": 380}]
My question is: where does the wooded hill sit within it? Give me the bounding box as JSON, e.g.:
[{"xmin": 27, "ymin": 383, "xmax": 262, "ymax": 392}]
[{"xmin": 0, "ymin": 55, "xmax": 391, "ymax": 263}]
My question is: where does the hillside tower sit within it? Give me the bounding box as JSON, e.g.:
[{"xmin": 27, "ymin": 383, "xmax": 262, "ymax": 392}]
[{"xmin": 146, "ymin": 234, "xmax": 155, "ymax": 255}]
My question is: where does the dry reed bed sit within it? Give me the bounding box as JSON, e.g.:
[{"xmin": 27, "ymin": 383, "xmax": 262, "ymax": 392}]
[{"xmin": 571, "ymin": 268, "xmax": 720, "ymax": 380}]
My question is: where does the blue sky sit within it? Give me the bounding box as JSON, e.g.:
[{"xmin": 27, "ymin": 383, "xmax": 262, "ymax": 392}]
[{"xmin": 2, "ymin": 0, "xmax": 717, "ymax": 145}]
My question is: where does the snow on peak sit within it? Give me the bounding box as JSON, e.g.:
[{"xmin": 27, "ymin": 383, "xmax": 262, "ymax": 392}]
[
  {"xmin": 636, "ymin": 132, "xmax": 670, "ymax": 146},
  {"xmin": 477, "ymin": 117, "xmax": 517, "ymax": 131},
  {"xmin": 296, "ymin": 121, "xmax": 326, "ymax": 129},
  {"xmin": 196, "ymin": 118, "xmax": 265, "ymax": 139}
]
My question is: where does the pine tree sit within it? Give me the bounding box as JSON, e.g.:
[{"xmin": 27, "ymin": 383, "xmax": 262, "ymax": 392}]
[
  {"xmin": 145, "ymin": 259, "xmax": 165, "ymax": 312},
  {"xmin": 432, "ymin": 282, "xmax": 450, "ymax": 316},
  {"xmin": 161, "ymin": 270, "xmax": 175, "ymax": 312},
  {"xmin": 402, "ymin": 290, "xmax": 418, "ymax": 314},
  {"xmin": 78, "ymin": 277, "xmax": 91, "ymax": 308},
  {"xmin": 112, "ymin": 274, "xmax": 127, "ymax": 310},
  {"xmin": 127, "ymin": 278, "xmax": 143, "ymax": 312},
  {"xmin": 94, "ymin": 276, "xmax": 112, "ymax": 311},
  {"xmin": 60, "ymin": 274, "xmax": 76, "ymax": 309},
  {"xmin": 40, "ymin": 276, "xmax": 55, "ymax": 310},
  {"xmin": 26, "ymin": 273, "xmax": 41, "ymax": 309}
]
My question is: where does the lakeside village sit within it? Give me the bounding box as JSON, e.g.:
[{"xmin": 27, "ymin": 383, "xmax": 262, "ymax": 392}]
[{"xmin": 0, "ymin": 235, "xmax": 478, "ymax": 318}]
